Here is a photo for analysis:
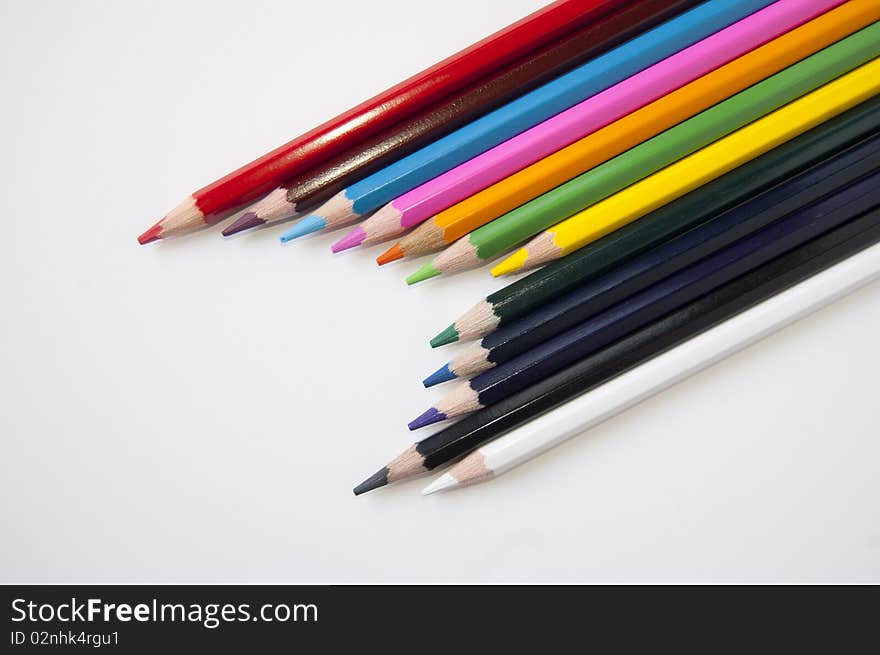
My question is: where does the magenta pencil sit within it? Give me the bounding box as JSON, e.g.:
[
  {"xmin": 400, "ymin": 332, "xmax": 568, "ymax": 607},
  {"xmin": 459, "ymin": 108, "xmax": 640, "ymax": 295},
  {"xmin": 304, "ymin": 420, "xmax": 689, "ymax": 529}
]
[{"xmin": 332, "ymin": 0, "xmax": 846, "ymax": 253}]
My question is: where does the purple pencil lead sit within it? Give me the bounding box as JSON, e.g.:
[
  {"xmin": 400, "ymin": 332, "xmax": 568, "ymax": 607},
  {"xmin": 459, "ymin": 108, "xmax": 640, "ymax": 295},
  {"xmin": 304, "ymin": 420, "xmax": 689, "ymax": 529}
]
[
  {"xmin": 408, "ymin": 407, "xmax": 447, "ymax": 431},
  {"xmin": 223, "ymin": 212, "xmax": 265, "ymax": 236}
]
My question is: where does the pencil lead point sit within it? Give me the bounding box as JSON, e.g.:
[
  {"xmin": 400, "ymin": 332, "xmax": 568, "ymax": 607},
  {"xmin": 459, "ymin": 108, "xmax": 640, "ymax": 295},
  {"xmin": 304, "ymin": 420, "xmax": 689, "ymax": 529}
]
[
  {"xmin": 430, "ymin": 324, "xmax": 460, "ymax": 348},
  {"xmin": 137, "ymin": 221, "xmax": 163, "ymax": 245},
  {"xmin": 377, "ymin": 243, "xmax": 404, "ymax": 266},
  {"xmin": 422, "ymin": 473, "xmax": 458, "ymax": 495},
  {"xmin": 223, "ymin": 212, "xmax": 264, "ymax": 237},
  {"xmin": 406, "ymin": 262, "xmax": 440, "ymax": 285},
  {"xmin": 423, "ymin": 364, "xmax": 456, "ymax": 388},
  {"xmin": 280, "ymin": 215, "xmax": 326, "ymax": 243},
  {"xmin": 353, "ymin": 467, "xmax": 390, "ymax": 496},
  {"xmin": 408, "ymin": 407, "xmax": 447, "ymax": 431},
  {"xmin": 332, "ymin": 226, "xmax": 366, "ymax": 253},
  {"xmin": 491, "ymin": 249, "xmax": 528, "ymax": 277}
]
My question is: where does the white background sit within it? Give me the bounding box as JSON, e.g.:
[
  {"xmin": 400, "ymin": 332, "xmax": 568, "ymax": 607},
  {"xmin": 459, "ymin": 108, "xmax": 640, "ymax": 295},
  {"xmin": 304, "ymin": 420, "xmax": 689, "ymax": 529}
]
[{"xmin": 2, "ymin": 0, "xmax": 878, "ymax": 583}]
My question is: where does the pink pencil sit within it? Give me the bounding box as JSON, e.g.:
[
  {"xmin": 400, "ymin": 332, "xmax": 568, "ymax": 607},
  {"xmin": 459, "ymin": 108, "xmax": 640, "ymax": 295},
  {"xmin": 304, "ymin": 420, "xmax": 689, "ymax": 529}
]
[{"xmin": 331, "ymin": 0, "xmax": 845, "ymax": 253}]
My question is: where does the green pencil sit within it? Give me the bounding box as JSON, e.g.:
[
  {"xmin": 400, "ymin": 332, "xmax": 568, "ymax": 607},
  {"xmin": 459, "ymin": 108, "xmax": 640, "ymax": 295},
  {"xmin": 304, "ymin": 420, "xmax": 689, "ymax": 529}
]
[
  {"xmin": 406, "ymin": 24, "xmax": 880, "ymax": 285},
  {"xmin": 429, "ymin": 93, "xmax": 880, "ymax": 346}
]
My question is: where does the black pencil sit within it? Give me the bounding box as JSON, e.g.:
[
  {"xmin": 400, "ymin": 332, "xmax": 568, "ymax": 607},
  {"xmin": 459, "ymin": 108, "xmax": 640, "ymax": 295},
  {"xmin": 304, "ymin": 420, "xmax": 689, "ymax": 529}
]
[
  {"xmin": 354, "ymin": 207, "xmax": 880, "ymax": 495},
  {"xmin": 430, "ymin": 94, "xmax": 880, "ymax": 347}
]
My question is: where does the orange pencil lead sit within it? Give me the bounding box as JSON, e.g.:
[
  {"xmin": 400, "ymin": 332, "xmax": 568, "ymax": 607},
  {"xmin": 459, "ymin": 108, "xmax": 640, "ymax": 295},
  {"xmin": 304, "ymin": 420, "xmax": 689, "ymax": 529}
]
[{"xmin": 377, "ymin": 244, "xmax": 404, "ymax": 266}]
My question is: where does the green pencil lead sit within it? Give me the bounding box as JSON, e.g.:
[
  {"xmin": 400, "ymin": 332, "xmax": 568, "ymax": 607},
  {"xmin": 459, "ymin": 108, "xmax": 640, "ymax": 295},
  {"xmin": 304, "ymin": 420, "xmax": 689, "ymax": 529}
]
[
  {"xmin": 430, "ymin": 324, "xmax": 460, "ymax": 348},
  {"xmin": 406, "ymin": 261, "xmax": 441, "ymax": 285}
]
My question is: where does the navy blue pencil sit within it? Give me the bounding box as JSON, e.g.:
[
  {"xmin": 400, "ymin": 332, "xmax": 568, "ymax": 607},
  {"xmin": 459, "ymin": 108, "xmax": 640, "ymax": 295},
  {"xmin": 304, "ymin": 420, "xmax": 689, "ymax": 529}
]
[
  {"xmin": 409, "ymin": 170, "xmax": 880, "ymax": 429},
  {"xmin": 423, "ymin": 133, "xmax": 880, "ymax": 387}
]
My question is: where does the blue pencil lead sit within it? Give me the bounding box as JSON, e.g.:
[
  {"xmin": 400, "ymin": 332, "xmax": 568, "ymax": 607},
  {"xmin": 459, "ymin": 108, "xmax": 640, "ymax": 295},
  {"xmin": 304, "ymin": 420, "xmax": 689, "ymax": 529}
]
[
  {"xmin": 423, "ymin": 364, "xmax": 456, "ymax": 388},
  {"xmin": 280, "ymin": 215, "xmax": 327, "ymax": 243}
]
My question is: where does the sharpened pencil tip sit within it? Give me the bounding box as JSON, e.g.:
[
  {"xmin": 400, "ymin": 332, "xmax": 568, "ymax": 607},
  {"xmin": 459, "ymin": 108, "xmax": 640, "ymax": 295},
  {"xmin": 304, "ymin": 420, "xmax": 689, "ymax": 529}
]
[
  {"xmin": 408, "ymin": 407, "xmax": 447, "ymax": 431},
  {"xmin": 430, "ymin": 324, "xmax": 460, "ymax": 348},
  {"xmin": 332, "ymin": 226, "xmax": 366, "ymax": 253},
  {"xmin": 137, "ymin": 221, "xmax": 163, "ymax": 245},
  {"xmin": 223, "ymin": 212, "xmax": 265, "ymax": 237},
  {"xmin": 491, "ymin": 248, "xmax": 528, "ymax": 277},
  {"xmin": 422, "ymin": 473, "xmax": 459, "ymax": 495},
  {"xmin": 377, "ymin": 243, "xmax": 404, "ymax": 266},
  {"xmin": 423, "ymin": 364, "xmax": 456, "ymax": 388},
  {"xmin": 280, "ymin": 215, "xmax": 327, "ymax": 243},
  {"xmin": 353, "ymin": 467, "xmax": 390, "ymax": 496},
  {"xmin": 406, "ymin": 262, "xmax": 440, "ymax": 285}
]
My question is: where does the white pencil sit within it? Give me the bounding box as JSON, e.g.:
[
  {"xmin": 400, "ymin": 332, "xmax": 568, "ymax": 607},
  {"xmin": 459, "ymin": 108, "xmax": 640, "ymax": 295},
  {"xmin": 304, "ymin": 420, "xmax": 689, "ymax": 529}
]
[{"xmin": 422, "ymin": 242, "xmax": 880, "ymax": 495}]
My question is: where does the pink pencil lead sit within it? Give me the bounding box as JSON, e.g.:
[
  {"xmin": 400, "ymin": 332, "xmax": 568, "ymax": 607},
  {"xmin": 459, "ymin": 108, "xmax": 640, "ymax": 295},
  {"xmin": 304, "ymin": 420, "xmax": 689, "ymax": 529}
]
[{"xmin": 332, "ymin": 226, "xmax": 367, "ymax": 253}]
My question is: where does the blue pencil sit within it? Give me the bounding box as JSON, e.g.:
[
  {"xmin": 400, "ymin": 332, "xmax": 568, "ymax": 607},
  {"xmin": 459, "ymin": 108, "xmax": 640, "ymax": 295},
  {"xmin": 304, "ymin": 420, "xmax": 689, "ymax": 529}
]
[
  {"xmin": 281, "ymin": 0, "xmax": 775, "ymax": 242},
  {"xmin": 409, "ymin": 170, "xmax": 880, "ymax": 429},
  {"xmin": 423, "ymin": 133, "xmax": 880, "ymax": 387}
]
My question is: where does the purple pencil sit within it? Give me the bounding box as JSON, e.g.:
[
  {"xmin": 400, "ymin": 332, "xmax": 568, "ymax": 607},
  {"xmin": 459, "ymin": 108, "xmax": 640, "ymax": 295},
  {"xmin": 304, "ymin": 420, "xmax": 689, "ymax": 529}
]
[{"xmin": 332, "ymin": 0, "xmax": 845, "ymax": 253}]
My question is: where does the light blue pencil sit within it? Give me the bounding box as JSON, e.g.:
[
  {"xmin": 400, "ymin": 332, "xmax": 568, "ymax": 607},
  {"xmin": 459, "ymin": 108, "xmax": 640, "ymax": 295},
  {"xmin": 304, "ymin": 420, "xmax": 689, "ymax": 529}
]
[{"xmin": 280, "ymin": 0, "xmax": 775, "ymax": 243}]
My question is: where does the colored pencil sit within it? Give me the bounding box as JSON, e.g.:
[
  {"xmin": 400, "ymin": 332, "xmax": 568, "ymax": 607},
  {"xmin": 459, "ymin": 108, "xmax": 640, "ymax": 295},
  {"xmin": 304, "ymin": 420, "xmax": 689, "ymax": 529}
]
[
  {"xmin": 497, "ymin": 58, "xmax": 880, "ymax": 274},
  {"xmin": 354, "ymin": 210, "xmax": 880, "ymax": 495},
  {"xmin": 409, "ymin": 174, "xmax": 880, "ymax": 430},
  {"xmin": 406, "ymin": 28, "xmax": 880, "ymax": 284},
  {"xmin": 337, "ymin": 0, "xmax": 847, "ymax": 254},
  {"xmin": 424, "ymin": 134, "xmax": 880, "ymax": 386},
  {"xmin": 222, "ymin": 0, "xmax": 701, "ymax": 237},
  {"xmin": 432, "ymin": 95, "xmax": 880, "ymax": 347},
  {"xmin": 136, "ymin": 0, "xmax": 623, "ymax": 243},
  {"xmin": 384, "ymin": 0, "xmax": 880, "ymax": 266},
  {"xmin": 424, "ymin": 239, "xmax": 880, "ymax": 494},
  {"xmin": 281, "ymin": 0, "xmax": 774, "ymax": 243}
]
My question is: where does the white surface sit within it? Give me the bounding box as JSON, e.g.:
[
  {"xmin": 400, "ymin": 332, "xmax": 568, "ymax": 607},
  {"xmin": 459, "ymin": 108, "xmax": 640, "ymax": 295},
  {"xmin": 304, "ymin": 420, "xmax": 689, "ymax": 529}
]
[{"xmin": 1, "ymin": 0, "xmax": 878, "ymax": 584}]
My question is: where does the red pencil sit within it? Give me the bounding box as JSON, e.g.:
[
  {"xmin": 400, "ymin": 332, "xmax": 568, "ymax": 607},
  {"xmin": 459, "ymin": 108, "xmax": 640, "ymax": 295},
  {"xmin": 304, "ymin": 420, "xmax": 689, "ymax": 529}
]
[{"xmin": 138, "ymin": 0, "xmax": 624, "ymax": 244}]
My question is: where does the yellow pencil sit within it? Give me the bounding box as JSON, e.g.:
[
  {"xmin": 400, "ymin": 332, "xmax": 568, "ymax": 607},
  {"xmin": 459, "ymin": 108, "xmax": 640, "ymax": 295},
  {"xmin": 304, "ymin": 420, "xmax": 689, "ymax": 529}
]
[{"xmin": 492, "ymin": 56, "xmax": 880, "ymax": 276}]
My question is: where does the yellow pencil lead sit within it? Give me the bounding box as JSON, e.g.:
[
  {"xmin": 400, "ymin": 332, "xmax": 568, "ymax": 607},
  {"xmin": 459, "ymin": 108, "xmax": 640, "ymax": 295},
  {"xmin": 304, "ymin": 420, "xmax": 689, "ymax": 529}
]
[{"xmin": 492, "ymin": 249, "xmax": 529, "ymax": 277}]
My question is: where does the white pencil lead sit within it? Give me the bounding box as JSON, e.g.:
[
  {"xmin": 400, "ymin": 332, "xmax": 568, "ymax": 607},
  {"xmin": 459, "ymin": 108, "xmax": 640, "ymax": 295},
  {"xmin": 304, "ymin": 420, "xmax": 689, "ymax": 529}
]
[{"xmin": 422, "ymin": 473, "xmax": 459, "ymax": 496}]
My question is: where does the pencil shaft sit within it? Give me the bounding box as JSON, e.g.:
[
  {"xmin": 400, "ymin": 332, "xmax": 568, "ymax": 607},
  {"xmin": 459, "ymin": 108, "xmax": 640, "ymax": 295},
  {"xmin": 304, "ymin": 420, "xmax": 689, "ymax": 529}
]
[
  {"xmin": 386, "ymin": 0, "xmax": 846, "ymax": 232},
  {"xmin": 499, "ymin": 44, "xmax": 880, "ymax": 273},
  {"xmin": 470, "ymin": 175, "xmax": 880, "ymax": 409},
  {"xmin": 415, "ymin": 0, "xmax": 880, "ymax": 259},
  {"xmin": 477, "ymin": 95, "xmax": 880, "ymax": 334},
  {"xmin": 227, "ymin": 0, "xmax": 700, "ymax": 233},
  {"xmin": 443, "ymin": 240, "xmax": 880, "ymax": 487},
  {"xmin": 321, "ymin": 0, "xmax": 774, "ymax": 219},
  {"xmin": 457, "ymin": 26, "xmax": 880, "ymax": 267},
  {"xmin": 477, "ymin": 136, "xmax": 880, "ymax": 368},
  {"xmin": 164, "ymin": 0, "xmax": 622, "ymax": 219},
  {"xmin": 410, "ymin": 210, "xmax": 880, "ymax": 473},
  {"xmin": 284, "ymin": 0, "xmax": 699, "ymax": 213}
]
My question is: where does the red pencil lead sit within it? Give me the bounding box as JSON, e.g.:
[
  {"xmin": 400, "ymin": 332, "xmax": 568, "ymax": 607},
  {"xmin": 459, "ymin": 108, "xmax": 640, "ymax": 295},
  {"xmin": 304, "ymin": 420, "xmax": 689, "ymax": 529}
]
[{"xmin": 137, "ymin": 221, "xmax": 163, "ymax": 245}]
